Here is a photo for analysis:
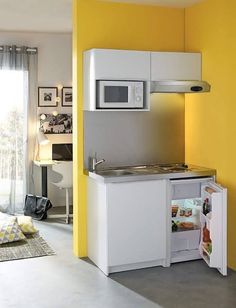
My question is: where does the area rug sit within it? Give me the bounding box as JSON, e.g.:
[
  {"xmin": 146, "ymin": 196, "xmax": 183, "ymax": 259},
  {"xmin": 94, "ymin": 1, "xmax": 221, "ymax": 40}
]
[{"xmin": 0, "ymin": 234, "xmax": 55, "ymax": 262}]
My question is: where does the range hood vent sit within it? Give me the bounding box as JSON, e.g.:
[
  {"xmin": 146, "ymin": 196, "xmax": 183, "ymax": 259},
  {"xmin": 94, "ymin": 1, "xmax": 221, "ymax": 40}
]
[{"xmin": 150, "ymin": 80, "xmax": 211, "ymax": 93}]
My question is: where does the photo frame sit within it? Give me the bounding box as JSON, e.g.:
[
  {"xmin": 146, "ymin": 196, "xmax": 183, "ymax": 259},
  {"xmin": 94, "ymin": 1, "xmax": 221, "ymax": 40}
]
[
  {"xmin": 38, "ymin": 87, "xmax": 58, "ymax": 107},
  {"xmin": 40, "ymin": 113, "xmax": 72, "ymax": 134},
  {"xmin": 62, "ymin": 87, "xmax": 73, "ymax": 107}
]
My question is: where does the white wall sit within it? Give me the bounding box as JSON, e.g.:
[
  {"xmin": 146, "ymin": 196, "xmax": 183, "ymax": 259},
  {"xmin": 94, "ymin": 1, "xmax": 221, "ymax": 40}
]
[{"xmin": 0, "ymin": 31, "xmax": 72, "ymax": 206}]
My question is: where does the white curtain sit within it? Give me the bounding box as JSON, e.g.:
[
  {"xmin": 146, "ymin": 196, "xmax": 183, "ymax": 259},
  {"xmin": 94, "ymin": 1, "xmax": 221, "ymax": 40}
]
[{"xmin": 0, "ymin": 46, "xmax": 38, "ymax": 214}]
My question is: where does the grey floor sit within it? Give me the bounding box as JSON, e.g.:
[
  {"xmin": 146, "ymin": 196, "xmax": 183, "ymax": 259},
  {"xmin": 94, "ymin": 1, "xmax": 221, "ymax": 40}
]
[
  {"xmin": 48, "ymin": 205, "xmax": 73, "ymax": 215},
  {"xmin": 0, "ymin": 220, "xmax": 235, "ymax": 308}
]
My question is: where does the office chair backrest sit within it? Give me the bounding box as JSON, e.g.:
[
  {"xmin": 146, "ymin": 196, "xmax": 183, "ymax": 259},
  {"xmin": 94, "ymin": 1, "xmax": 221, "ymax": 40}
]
[{"xmin": 52, "ymin": 161, "xmax": 73, "ymax": 189}]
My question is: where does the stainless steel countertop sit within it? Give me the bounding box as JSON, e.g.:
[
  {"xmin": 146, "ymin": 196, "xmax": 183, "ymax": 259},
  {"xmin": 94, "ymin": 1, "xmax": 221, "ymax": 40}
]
[{"xmin": 88, "ymin": 164, "xmax": 216, "ymax": 183}]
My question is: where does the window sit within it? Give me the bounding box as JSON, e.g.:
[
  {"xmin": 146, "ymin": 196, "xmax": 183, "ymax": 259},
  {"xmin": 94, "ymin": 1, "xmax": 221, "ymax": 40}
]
[{"xmin": 0, "ymin": 70, "xmax": 25, "ymax": 213}]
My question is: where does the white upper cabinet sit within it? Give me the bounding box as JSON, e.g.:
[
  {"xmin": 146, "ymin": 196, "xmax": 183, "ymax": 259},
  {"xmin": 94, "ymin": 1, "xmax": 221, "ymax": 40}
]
[
  {"xmin": 83, "ymin": 49, "xmax": 151, "ymax": 111},
  {"xmin": 151, "ymin": 52, "xmax": 201, "ymax": 81},
  {"xmin": 83, "ymin": 49, "xmax": 203, "ymax": 111},
  {"xmin": 84, "ymin": 48, "xmax": 151, "ymax": 80}
]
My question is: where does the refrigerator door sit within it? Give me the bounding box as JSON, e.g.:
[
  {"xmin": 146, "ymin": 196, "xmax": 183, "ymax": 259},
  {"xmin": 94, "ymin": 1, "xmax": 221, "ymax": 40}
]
[{"xmin": 200, "ymin": 181, "xmax": 227, "ymax": 276}]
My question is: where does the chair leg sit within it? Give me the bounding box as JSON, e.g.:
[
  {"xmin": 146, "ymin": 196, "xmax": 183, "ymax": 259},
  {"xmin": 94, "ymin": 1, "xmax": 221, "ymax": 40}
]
[{"xmin": 65, "ymin": 188, "xmax": 70, "ymax": 224}]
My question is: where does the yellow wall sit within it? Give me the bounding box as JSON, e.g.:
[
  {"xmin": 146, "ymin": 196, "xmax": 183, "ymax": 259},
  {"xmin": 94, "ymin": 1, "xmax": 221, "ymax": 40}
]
[
  {"xmin": 185, "ymin": 0, "xmax": 236, "ymax": 269},
  {"xmin": 73, "ymin": 0, "xmax": 185, "ymax": 256}
]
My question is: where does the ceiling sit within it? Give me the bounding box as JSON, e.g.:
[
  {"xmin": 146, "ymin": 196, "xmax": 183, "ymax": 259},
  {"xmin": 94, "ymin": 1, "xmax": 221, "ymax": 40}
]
[
  {"xmin": 103, "ymin": 0, "xmax": 203, "ymax": 8},
  {"xmin": 0, "ymin": 0, "xmax": 203, "ymax": 33},
  {"xmin": 0, "ymin": 0, "xmax": 72, "ymax": 33}
]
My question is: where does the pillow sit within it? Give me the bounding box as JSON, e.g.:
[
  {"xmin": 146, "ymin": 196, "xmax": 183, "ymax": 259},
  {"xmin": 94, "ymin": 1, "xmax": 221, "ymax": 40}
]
[
  {"xmin": 0, "ymin": 212, "xmax": 17, "ymax": 223},
  {"xmin": 0, "ymin": 220, "xmax": 25, "ymax": 244},
  {"xmin": 17, "ymin": 216, "xmax": 38, "ymax": 235}
]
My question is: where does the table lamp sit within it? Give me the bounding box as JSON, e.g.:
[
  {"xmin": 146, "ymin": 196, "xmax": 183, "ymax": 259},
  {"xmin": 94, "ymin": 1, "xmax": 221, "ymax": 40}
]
[
  {"xmin": 37, "ymin": 130, "xmax": 49, "ymax": 145},
  {"xmin": 36, "ymin": 130, "xmax": 49, "ymax": 161}
]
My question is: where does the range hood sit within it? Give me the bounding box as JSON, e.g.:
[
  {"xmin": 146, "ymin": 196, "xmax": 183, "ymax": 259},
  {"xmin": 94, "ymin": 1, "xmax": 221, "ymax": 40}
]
[{"xmin": 150, "ymin": 80, "xmax": 211, "ymax": 93}]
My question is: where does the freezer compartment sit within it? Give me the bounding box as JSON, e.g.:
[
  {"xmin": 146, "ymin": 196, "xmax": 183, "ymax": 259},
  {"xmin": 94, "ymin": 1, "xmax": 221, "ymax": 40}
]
[{"xmin": 171, "ymin": 177, "xmax": 212, "ymax": 200}]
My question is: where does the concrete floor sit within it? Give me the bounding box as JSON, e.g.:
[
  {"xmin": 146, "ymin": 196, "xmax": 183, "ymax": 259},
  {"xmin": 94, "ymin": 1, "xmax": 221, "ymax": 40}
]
[
  {"xmin": 0, "ymin": 220, "xmax": 235, "ymax": 308},
  {"xmin": 111, "ymin": 261, "xmax": 236, "ymax": 308}
]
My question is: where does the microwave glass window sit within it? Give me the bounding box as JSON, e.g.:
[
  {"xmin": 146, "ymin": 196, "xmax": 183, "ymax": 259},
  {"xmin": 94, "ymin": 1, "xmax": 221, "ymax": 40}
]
[{"xmin": 104, "ymin": 86, "xmax": 128, "ymax": 103}]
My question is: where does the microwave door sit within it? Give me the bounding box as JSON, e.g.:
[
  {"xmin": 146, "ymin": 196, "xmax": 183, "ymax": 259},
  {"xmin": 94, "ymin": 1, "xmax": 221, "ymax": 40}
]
[
  {"xmin": 97, "ymin": 80, "xmax": 144, "ymax": 109},
  {"xmin": 100, "ymin": 84, "xmax": 131, "ymax": 108},
  {"xmin": 98, "ymin": 80, "xmax": 139, "ymax": 109}
]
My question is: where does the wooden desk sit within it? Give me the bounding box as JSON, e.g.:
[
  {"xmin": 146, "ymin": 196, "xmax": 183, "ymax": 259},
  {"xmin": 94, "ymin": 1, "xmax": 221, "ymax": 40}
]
[{"xmin": 33, "ymin": 160, "xmax": 59, "ymax": 198}]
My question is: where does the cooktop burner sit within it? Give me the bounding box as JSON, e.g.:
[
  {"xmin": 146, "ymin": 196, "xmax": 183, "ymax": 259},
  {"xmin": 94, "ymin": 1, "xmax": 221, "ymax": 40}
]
[{"xmin": 157, "ymin": 163, "xmax": 189, "ymax": 172}]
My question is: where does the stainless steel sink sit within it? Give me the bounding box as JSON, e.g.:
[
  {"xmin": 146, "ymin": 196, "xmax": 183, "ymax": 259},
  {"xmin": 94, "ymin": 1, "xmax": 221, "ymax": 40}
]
[
  {"xmin": 95, "ymin": 164, "xmax": 166, "ymax": 177},
  {"xmin": 96, "ymin": 169, "xmax": 134, "ymax": 177},
  {"xmin": 94, "ymin": 163, "xmax": 189, "ymax": 177}
]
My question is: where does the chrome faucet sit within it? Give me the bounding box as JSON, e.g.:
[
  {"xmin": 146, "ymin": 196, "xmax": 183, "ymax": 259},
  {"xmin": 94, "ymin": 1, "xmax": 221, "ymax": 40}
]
[{"xmin": 90, "ymin": 153, "xmax": 105, "ymax": 172}]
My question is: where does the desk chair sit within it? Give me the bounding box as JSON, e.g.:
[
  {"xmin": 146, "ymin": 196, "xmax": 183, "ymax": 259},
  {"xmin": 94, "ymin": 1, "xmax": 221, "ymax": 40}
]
[{"xmin": 48, "ymin": 161, "xmax": 73, "ymax": 224}]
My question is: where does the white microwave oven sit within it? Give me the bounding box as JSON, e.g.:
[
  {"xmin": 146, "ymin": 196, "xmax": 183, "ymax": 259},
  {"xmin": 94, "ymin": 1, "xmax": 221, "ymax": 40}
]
[{"xmin": 96, "ymin": 80, "xmax": 144, "ymax": 109}]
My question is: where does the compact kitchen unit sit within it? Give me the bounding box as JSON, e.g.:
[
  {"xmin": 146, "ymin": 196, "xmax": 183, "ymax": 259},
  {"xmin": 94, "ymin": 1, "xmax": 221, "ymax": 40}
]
[{"xmin": 84, "ymin": 49, "xmax": 226, "ymax": 276}]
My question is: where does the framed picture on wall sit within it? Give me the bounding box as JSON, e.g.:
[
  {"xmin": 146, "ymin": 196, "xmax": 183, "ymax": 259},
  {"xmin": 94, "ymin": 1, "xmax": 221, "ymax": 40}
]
[
  {"xmin": 38, "ymin": 87, "xmax": 58, "ymax": 107},
  {"xmin": 62, "ymin": 87, "xmax": 73, "ymax": 107},
  {"xmin": 40, "ymin": 113, "xmax": 72, "ymax": 134}
]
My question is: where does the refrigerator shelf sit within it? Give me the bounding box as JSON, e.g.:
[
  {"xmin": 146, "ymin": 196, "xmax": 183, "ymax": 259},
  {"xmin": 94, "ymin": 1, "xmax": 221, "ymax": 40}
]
[{"xmin": 172, "ymin": 226, "xmax": 201, "ymax": 232}]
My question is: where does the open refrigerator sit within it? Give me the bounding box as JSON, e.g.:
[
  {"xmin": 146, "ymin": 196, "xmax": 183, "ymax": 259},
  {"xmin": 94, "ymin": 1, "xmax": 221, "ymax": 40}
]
[{"xmin": 170, "ymin": 177, "xmax": 227, "ymax": 276}]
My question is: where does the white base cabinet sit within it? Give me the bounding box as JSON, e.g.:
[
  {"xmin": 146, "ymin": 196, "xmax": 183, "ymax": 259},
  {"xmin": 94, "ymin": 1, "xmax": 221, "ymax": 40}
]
[{"xmin": 87, "ymin": 178, "xmax": 168, "ymax": 275}]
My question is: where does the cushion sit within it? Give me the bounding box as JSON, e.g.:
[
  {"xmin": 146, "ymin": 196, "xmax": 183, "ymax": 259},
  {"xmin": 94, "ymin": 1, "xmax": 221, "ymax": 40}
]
[
  {"xmin": 17, "ymin": 216, "xmax": 38, "ymax": 235},
  {"xmin": 0, "ymin": 212, "xmax": 17, "ymax": 223},
  {"xmin": 0, "ymin": 220, "xmax": 25, "ymax": 244}
]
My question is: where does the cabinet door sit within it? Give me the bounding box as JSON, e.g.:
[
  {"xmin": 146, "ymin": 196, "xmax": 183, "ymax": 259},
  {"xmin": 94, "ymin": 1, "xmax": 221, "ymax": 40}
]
[
  {"xmin": 200, "ymin": 181, "xmax": 227, "ymax": 276},
  {"xmin": 107, "ymin": 180, "xmax": 167, "ymax": 267},
  {"xmin": 151, "ymin": 52, "xmax": 201, "ymax": 81},
  {"xmin": 92, "ymin": 49, "xmax": 151, "ymax": 80}
]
